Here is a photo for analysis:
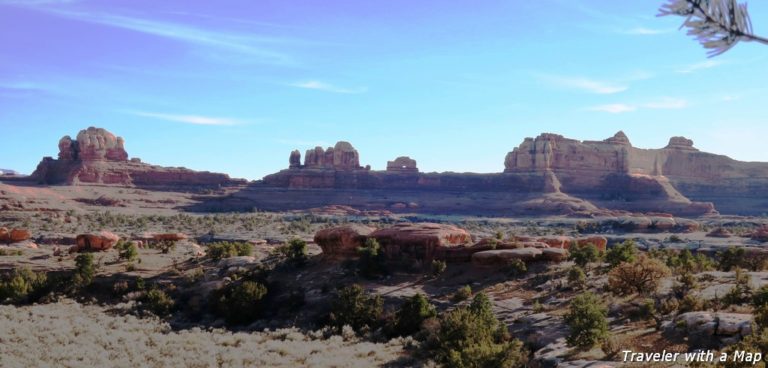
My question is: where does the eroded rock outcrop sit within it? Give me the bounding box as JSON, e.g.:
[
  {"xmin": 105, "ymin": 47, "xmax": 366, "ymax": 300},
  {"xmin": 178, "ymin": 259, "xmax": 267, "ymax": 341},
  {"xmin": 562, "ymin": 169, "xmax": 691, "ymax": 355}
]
[
  {"xmin": 30, "ymin": 127, "xmax": 242, "ymax": 187},
  {"xmin": 371, "ymin": 223, "xmax": 472, "ymax": 264},
  {"xmin": 386, "ymin": 156, "xmax": 418, "ymax": 173},
  {"xmin": 69, "ymin": 231, "xmax": 119, "ymax": 253},
  {"xmin": 314, "ymin": 224, "xmax": 375, "ymax": 258},
  {"xmin": 0, "ymin": 228, "xmax": 32, "ymax": 244}
]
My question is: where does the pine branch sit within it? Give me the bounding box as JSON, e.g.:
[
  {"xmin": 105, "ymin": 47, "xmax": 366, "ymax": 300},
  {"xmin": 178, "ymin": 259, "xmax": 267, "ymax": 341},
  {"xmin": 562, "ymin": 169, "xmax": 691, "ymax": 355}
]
[{"xmin": 658, "ymin": 0, "xmax": 768, "ymax": 57}]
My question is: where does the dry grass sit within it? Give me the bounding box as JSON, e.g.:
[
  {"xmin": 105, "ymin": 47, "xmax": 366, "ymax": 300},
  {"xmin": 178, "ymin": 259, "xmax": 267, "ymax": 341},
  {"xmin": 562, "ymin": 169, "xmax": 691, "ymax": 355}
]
[{"xmin": 0, "ymin": 300, "xmax": 409, "ymax": 368}]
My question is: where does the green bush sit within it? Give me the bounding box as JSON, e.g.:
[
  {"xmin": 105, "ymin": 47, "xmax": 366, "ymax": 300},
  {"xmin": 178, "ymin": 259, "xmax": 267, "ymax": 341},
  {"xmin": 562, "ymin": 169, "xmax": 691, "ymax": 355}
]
[
  {"xmin": 753, "ymin": 285, "xmax": 768, "ymax": 308},
  {"xmin": 390, "ymin": 293, "xmax": 437, "ymax": 337},
  {"xmin": 564, "ymin": 292, "xmax": 609, "ymax": 349},
  {"xmin": 723, "ymin": 268, "xmax": 753, "ymax": 306},
  {"xmin": 429, "ymin": 293, "xmax": 528, "ymax": 367},
  {"xmin": 143, "ymin": 288, "xmax": 175, "ymax": 317},
  {"xmin": 73, "ymin": 253, "xmax": 95, "ymax": 288},
  {"xmin": 207, "ymin": 241, "xmax": 253, "ymax": 261},
  {"xmin": 357, "ymin": 238, "xmax": 386, "ymax": 278},
  {"xmin": 718, "ymin": 247, "xmax": 746, "ymax": 272},
  {"xmin": 277, "ymin": 238, "xmax": 308, "ymax": 266},
  {"xmin": 116, "ymin": 241, "xmax": 139, "ymax": 263},
  {"xmin": 329, "ymin": 284, "xmax": 383, "ymax": 333},
  {"xmin": 430, "ymin": 260, "xmax": 447, "ymax": 277},
  {"xmin": 678, "ymin": 294, "xmax": 706, "ymax": 313},
  {"xmin": 453, "ymin": 285, "xmax": 473, "ymax": 303},
  {"xmin": 605, "ymin": 240, "xmax": 637, "ymax": 268},
  {"xmin": 212, "ymin": 280, "xmax": 268, "ymax": 324},
  {"xmin": 567, "ymin": 266, "xmax": 587, "ymax": 290},
  {"xmin": 569, "ymin": 243, "xmax": 601, "ymax": 268},
  {"xmin": 0, "ymin": 267, "xmax": 48, "ymax": 304},
  {"xmin": 505, "ymin": 258, "xmax": 527, "ymax": 277}
]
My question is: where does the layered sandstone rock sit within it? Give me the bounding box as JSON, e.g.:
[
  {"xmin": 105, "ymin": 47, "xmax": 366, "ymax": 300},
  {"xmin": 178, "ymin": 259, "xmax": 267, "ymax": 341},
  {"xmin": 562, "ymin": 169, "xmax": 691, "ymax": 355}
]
[
  {"xmin": 0, "ymin": 228, "xmax": 32, "ymax": 244},
  {"xmin": 370, "ymin": 223, "xmax": 472, "ymax": 264},
  {"xmin": 30, "ymin": 127, "xmax": 242, "ymax": 187},
  {"xmin": 314, "ymin": 224, "xmax": 375, "ymax": 258},
  {"xmin": 471, "ymin": 248, "xmax": 544, "ymax": 266},
  {"xmin": 70, "ymin": 231, "xmax": 119, "ymax": 253},
  {"xmin": 386, "ymin": 156, "xmax": 418, "ymax": 173}
]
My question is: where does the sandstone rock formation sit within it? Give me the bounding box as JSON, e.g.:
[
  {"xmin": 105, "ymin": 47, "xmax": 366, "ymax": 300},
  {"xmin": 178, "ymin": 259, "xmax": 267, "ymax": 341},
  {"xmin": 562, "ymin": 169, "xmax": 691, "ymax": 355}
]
[
  {"xmin": 370, "ymin": 223, "xmax": 472, "ymax": 264},
  {"xmin": 706, "ymin": 228, "xmax": 733, "ymax": 238},
  {"xmin": 471, "ymin": 248, "xmax": 543, "ymax": 266},
  {"xmin": 30, "ymin": 127, "xmax": 243, "ymax": 187},
  {"xmin": 386, "ymin": 156, "xmax": 418, "ymax": 173},
  {"xmin": 0, "ymin": 228, "xmax": 32, "ymax": 244},
  {"xmin": 666, "ymin": 312, "xmax": 752, "ymax": 347},
  {"xmin": 256, "ymin": 131, "xmax": 762, "ymax": 216},
  {"xmin": 70, "ymin": 231, "xmax": 119, "ymax": 253},
  {"xmin": 314, "ymin": 224, "xmax": 375, "ymax": 258}
]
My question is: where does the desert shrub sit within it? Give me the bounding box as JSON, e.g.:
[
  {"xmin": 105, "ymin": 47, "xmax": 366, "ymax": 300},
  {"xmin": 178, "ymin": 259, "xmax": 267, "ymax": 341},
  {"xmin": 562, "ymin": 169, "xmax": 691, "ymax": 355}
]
[
  {"xmin": 390, "ymin": 293, "xmax": 437, "ymax": 337},
  {"xmin": 329, "ymin": 284, "xmax": 383, "ymax": 333},
  {"xmin": 755, "ymin": 305, "xmax": 768, "ymax": 329},
  {"xmin": 720, "ymin": 327, "xmax": 768, "ymax": 368},
  {"xmin": 112, "ymin": 280, "xmax": 130, "ymax": 296},
  {"xmin": 73, "ymin": 253, "xmax": 95, "ymax": 289},
  {"xmin": 567, "ymin": 266, "xmax": 587, "ymax": 290},
  {"xmin": 564, "ymin": 292, "xmax": 608, "ymax": 349},
  {"xmin": 428, "ymin": 293, "xmax": 528, "ymax": 367},
  {"xmin": 627, "ymin": 299, "xmax": 656, "ymax": 321},
  {"xmin": 207, "ymin": 241, "xmax": 253, "ymax": 261},
  {"xmin": 753, "ymin": 285, "xmax": 768, "ymax": 308},
  {"xmin": 672, "ymin": 271, "xmax": 699, "ymax": 298},
  {"xmin": 357, "ymin": 238, "xmax": 386, "ymax": 278},
  {"xmin": 505, "ymin": 258, "xmax": 527, "ymax": 277},
  {"xmin": 569, "ymin": 243, "xmax": 601, "ymax": 268},
  {"xmin": 667, "ymin": 249, "xmax": 714, "ymax": 274},
  {"xmin": 668, "ymin": 235, "xmax": 683, "ymax": 243},
  {"xmin": 0, "ymin": 267, "xmax": 48, "ymax": 304},
  {"xmin": 116, "ymin": 241, "xmax": 139, "ymax": 263},
  {"xmin": 0, "ymin": 249, "xmax": 23, "ymax": 256},
  {"xmin": 607, "ymin": 255, "xmax": 671, "ymax": 295},
  {"xmin": 430, "ymin": 260, "xmax": 447, "ymax": 277},
  {"xmin": 723, "ymin": 268, "xmax": 753, "ymax": 306},
  {"xmin": 718, "ymin": 246, "xmax": 745, "ymax": 272},
  {"xmin": 277, "ymin": 238, "xmax": 308, "ymax": 266},
  {"xmin": 678, "ymin": 294, "xmax": 706, "ymax": 313},
  {"xmin": 605, "ymin": 240, "xmax": 637, "ymax": 268},
  {"xmin": 142, "ymin": 288, "xmax": 175, "ymax": 317},
  {"xmin": 212, "ymin": 280, "xmax": 268, "ymax": 325},
  {"xmin": 156, "ymin": 240, "xmax": 176, "ymax": 254},
  {"xmin": 453, "ymin": 285, "xmax": 473, "ymax": 303}
]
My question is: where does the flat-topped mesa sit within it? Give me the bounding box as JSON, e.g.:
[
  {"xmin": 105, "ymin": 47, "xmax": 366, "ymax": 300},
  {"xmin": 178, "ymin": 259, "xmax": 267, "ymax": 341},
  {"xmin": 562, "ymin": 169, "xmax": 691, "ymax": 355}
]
[
  {"xmin": 504, "ymin": 131, "xmax": 630, "ymax": 174},
  {"xmin": 386, "ymin": 156, "xmax": 418, "ymax": 173},
  {"xmin": 31, "ymin": 127, "xmax": 242, "ymax": 188}
]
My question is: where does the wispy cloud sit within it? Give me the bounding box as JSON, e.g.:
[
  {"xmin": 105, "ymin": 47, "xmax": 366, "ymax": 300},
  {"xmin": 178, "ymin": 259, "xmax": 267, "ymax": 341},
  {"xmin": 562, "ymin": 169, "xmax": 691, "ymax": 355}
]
[
  {"xmin": 676, "ymin": 60, "xmax": 724, "ymax": 74},
  {"xmin": 32, "ymin": 9, "xmax": 299, "ymax": 65},
  {"xmin": 538, "ymin": 75, "xmax": 628, "ymax": 94},
  {"xmin": 290, "ymin": 81, "xmax": 367, "ymax": 94},
  {"xmin": 621, "ymin": 27, "xmax": 672, "ymax": 35},
  {"xmin": 587, "ymin": 98, "xmax": 689, "ymax": 114},
  {"xmin": 128, "ymin": 111, "xmax": 247, "ymax": 126}
]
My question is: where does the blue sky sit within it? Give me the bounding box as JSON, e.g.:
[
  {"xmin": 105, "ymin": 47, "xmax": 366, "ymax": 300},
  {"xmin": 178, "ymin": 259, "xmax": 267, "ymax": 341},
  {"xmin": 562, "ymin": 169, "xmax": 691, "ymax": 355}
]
[{"xmin": 1, "ymin": 0, "xmax": 766, "ymax": 179}]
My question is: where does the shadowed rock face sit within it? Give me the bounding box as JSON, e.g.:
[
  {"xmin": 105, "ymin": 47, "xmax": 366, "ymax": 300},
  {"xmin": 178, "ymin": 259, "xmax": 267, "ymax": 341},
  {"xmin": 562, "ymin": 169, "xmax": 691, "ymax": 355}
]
[{"xmin": 30, "ymin": 127, "xmax": 243, "ymax": 188}]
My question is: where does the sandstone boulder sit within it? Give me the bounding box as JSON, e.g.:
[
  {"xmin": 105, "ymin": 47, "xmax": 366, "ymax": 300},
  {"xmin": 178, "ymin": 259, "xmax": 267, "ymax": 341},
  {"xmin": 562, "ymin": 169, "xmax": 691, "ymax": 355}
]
[
  {"xmin": 70, "ymin": 231, "xmax": 119, "ymax": 253},
  {"xmin": 152, "ymin": 233, "xmax": 188, "ymax": 242},
  {"xmin": 540, "ymin": 248, "xmax": 569, "ymax": 262},
  {"xmin": 0, "ymin": 227, "xmax": 8, "ymax": 243},
  {"xmin": 371, "ymin": 223, "xmax": 472, "ymax": 263},
  {"xmin": 74, "ymin": 127, "xmax": 128, "ymax": 161},
  {"xmin": 8, "ymin": 229, "xmax": 32, "ymax": 243},
  {"xmin": 667, "ymin": 312, "xmax": 752, "ymax": 347},
  {"xmin": 314, "ymin": 224, "xmax": 375, "ymax": 258},
  {"xmin": 707, "ymin": 228, "xmax": 733, "ymax": 238}
]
